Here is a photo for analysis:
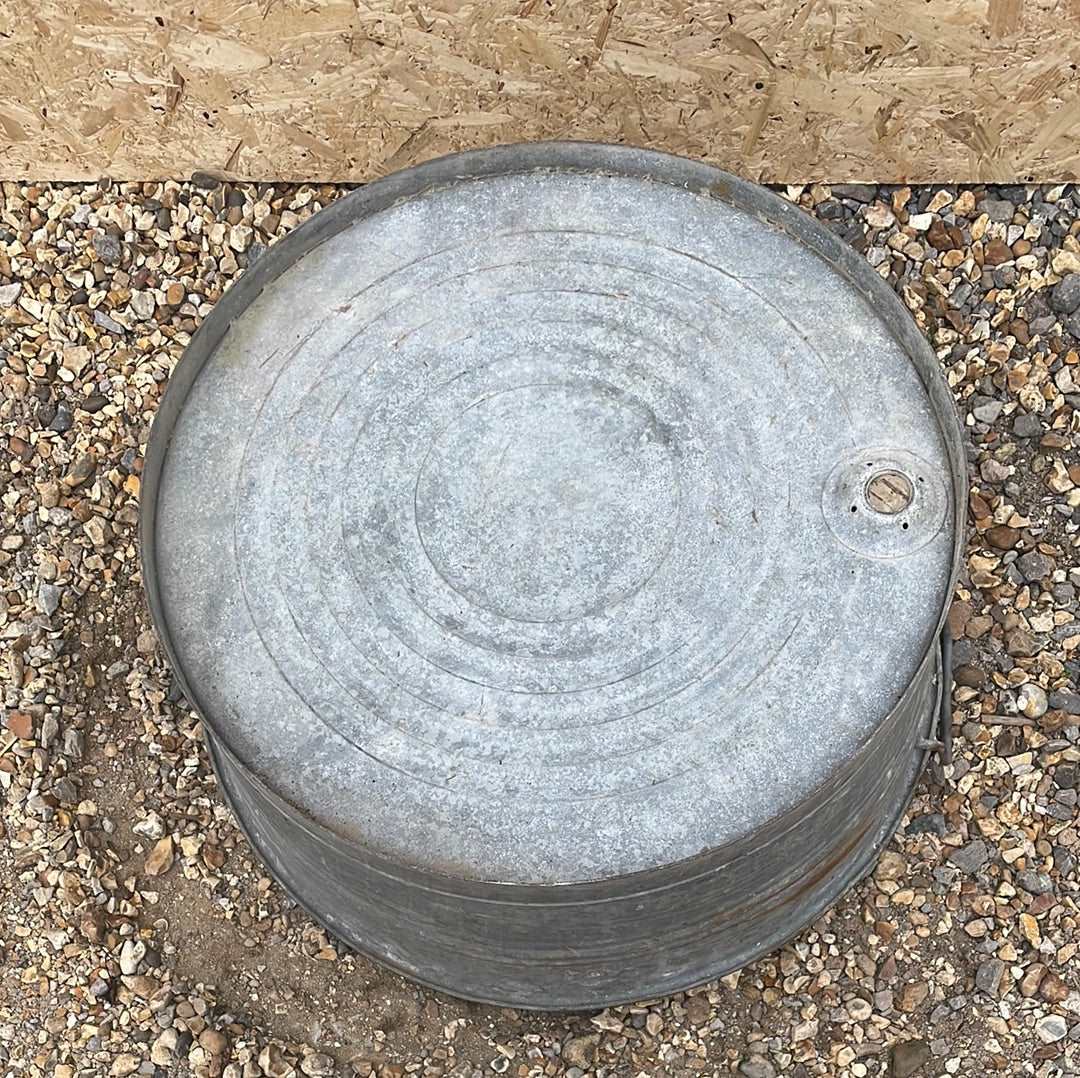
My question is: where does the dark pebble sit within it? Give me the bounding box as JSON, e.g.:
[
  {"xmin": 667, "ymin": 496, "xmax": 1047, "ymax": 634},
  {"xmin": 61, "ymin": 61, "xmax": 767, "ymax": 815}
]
[
  {"xmin": 949, "ymin": 839, "xmax": 989, "ymax": 874},
  {"xmin": 48, "ymin": 403, "xmax": 73, "ymax": 433},
  {"xmin": 53, "ymin": 777, "xmax": 77, "ymax": 803},
  {"xmin": 1016, "ymin": 550, "xmax": 1054, "ymax": 581},
  {"xmin": 830, "ymin": 183, "xmax": 876, "ymax": 203},
  {"xmin": 191, "ymin": 171, "xmax": 223, "ymax": 191},
  {"xmin": 952, "ymin": 282, "xmax": 974, "ymax": 307},
  {"xmin": 951, "ymin": 638, "xmax": 976, "ymax": 664},
  {"xmin": 1006, "ymin": 628, "xmax": 1037, "ymax": 657},
  {"xmin": 929, "ymin": 1003, "xmax": 952, "ymax": 1025},
  {"xmin": 984, "ymin": 524, "xmax": 1018, "ymax": 548},
  {"xmin": 1052, "ymin": 583, "xmax": 1076, "ymax": 604},
  {"xmin": 906, "ymin": 813, "xmax": 946, "ymax": 837},
  {"xmin": 975, "ymin": 957, "xmax": 1005, "ymax": 995},
  {"xmin": 91, "ymin": 231, "xmax": 123, "ymax": 266},
  {"xmin": 77, "ymin": 396, "xmax": 109, "ymax": 413},
  {"xmin": 1049, "ymin": 691, "xmax": 1080, "ymax": 714},
  {"xmin": 1050, "ymin": 274, "xmax": 1080, "ymax": 315},
  {"xmin": 891, "ymin": 1038, "xmax": 931, "ymax": 1078},
  {"xmin": 165, "ymin": 679, "xmax": 188, "ymax": 705},
  {"xmin": 1054, "ymin": 762, "xmax": 1077, "ymax": 789},
  {"xmin": 954, "ymin": 665, "xmax": 986, "ymax": 689},
  {"xmin": 1016, "ymin": 869, "xmax": 1053, "ymax": 895},
  {"xmin": 982, "ymin": 198, "xmax": 1015, "ymax": 222}
]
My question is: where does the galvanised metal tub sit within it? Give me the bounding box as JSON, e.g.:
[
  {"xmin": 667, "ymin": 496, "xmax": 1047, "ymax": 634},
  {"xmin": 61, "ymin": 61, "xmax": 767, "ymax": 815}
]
[{"xmin": 141, "ymin": 143, "xmax": 964, "ymax": 1009}]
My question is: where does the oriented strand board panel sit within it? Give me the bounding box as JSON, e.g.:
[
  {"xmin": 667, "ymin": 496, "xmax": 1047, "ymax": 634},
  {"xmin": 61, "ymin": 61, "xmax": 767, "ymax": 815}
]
[{"xmin": 1, "ymin": 0, "xmax": 1078, "ymax": 182}]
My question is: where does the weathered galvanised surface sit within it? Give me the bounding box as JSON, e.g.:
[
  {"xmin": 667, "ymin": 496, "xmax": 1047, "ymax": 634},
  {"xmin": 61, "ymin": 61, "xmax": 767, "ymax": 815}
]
[{"xmin": 140, "ymin": 143, "xmax": 965, "ymax": 1009}]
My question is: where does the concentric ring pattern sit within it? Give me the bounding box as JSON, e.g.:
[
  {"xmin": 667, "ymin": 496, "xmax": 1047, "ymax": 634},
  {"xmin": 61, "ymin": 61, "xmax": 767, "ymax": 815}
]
[{"xmin": 153, "ymin": 165, "xmax": 953, "ymax": 885}]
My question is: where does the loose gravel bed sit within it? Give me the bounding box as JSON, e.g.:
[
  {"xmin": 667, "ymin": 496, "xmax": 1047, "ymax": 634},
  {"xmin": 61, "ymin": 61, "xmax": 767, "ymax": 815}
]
[{"xmin": 1, "ymin": 177, "xmax": 1079, "ymax": 1078}]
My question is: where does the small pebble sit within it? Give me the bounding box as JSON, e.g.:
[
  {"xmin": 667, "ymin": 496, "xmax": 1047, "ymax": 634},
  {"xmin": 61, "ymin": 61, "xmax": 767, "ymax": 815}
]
[
  {"xmin": 891, "ymin": 1039, "xmax": 931, "ymax": 1078},
  {"xmin": 1018, "ymin": 683, "xmax": 1049, "ymax": 719},
  {"xmin": 1035, "ymin": 1014, "xmax": 1067, "ymax": 1043},
  {"xmin": 92, "ymin": 231, "xmax": 123, "ymax": 265},
  {"xmin": 949, "ymin": 840, "xmax": 989, "ymax": 874},
  {"xmin": 975, "ymin": 958, "xmax": 1006, "ymax": 995}
]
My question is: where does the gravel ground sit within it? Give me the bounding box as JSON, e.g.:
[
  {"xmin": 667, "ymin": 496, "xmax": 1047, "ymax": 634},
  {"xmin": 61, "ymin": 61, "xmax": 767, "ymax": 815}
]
[{"xmin": 1, "ymin": 176, "xmax": 1079, "ymax": 1078}]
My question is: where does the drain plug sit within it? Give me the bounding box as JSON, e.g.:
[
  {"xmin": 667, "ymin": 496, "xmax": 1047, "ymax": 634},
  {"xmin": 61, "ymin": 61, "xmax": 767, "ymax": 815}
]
[{"xmin": 865, "ymin": 469, "xmax": 914, "ymax": 514}]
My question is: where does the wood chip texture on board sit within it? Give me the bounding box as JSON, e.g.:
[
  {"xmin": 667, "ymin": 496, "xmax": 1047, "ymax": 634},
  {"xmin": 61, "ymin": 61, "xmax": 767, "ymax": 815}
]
[{"xmin": 0, "ymin": 0, "xmax": 1076, "ymax": 182}]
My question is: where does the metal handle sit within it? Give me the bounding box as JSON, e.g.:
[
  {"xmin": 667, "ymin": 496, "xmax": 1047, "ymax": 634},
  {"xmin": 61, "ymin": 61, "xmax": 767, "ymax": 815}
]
[
  {"xmin": 938, "ymin": 623, "xmax": 954, "ymax": 766},
  {"xmin": 919, "ymin": 623, "xmax": 954, "ymax": 768}
]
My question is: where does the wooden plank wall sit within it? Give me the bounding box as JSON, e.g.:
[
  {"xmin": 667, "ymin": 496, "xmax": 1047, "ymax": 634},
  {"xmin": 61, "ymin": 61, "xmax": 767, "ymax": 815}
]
[{"xmin": 0, "ymin": 0, "xmax": 1076, "ymax": 183}]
